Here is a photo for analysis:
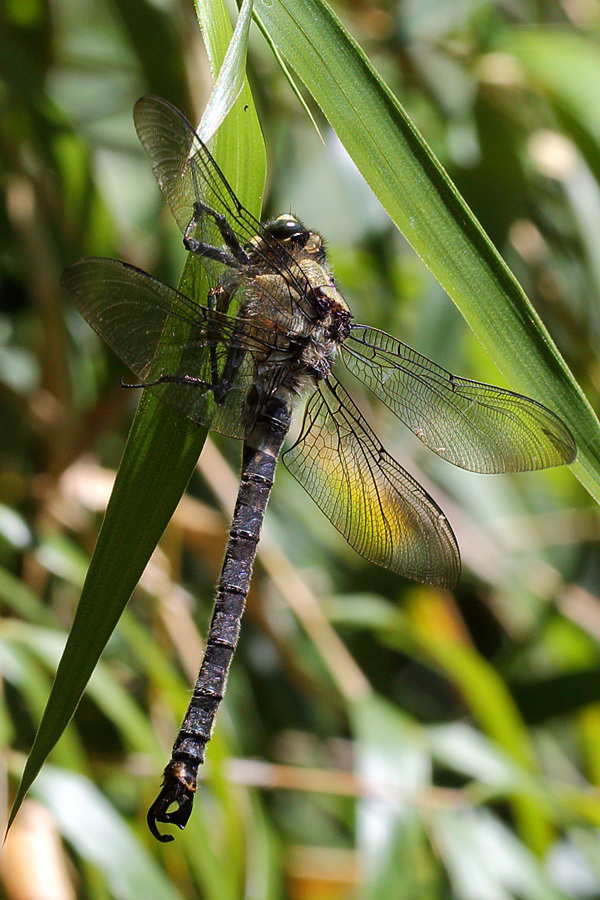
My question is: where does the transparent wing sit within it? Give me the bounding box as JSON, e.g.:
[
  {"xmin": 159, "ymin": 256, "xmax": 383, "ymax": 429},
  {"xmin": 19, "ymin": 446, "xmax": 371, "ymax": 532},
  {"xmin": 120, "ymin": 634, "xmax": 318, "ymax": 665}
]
[
  {"xmin": 133, "ymin": 95, "xmax": 319, "ymax": 324},
  {"xmin": 134, "ymin": 95, "xmax": 262, "ymax": 243},
  {"xmin": 61, "ymin": 258, "xmax": 275, "ymax": 439},
  {"xmin": 343, "ymin": 325, "xmax": 576, "ymax": 474},
  {"xmin": 283, "ymin": 377, "xmax": 460, "ymax": 587}
]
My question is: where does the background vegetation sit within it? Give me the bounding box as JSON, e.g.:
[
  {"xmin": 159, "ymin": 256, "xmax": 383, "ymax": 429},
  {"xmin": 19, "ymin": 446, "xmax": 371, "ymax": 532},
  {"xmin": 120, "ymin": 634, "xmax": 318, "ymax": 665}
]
[{"xmin": 2, "ymin": 0, "xmax": 600, "ymax": 897}]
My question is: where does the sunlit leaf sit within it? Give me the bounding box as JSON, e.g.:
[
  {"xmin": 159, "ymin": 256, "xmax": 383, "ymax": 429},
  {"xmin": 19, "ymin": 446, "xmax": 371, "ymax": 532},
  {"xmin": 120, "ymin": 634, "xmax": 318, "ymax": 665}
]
[
  {"xmin": 199, "ymin": 0, "xmax": 254, "ymax": 144},
  {"xmin": 8, "ymin": 0, "xmax": 266, "ymax": 835},
  {"xmin": 254, "ymin": 0, "xmax": 600, "ymax": 502}
]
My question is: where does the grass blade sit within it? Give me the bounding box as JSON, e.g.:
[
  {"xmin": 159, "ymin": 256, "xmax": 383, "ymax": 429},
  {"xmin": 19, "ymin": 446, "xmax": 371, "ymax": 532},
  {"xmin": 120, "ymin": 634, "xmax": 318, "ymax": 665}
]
[
  {"xmin": 255, "ymin": 0, "xmax": 600, "ymax": 500},
  {"xmin": 8, "ymin": 0, "xmax": 266, "ymax": 833}
]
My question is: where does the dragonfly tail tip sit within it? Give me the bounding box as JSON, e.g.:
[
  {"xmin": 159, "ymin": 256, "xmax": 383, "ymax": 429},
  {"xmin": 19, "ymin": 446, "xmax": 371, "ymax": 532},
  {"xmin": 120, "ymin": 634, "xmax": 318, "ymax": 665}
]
[{"xmin": 147, "ymin": 761, "xmax": 197, "ymax": 842}]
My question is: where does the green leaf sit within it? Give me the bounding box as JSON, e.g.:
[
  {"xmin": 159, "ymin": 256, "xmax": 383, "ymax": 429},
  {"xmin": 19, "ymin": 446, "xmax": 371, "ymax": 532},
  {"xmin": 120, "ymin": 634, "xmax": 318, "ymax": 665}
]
[
  {"xmin": 0, "ymin": 637, "xmax": 85, "ymax": 770},
  {"xmin": 255, "ymin": 0, "xmax": 600, "ymax": 500},
  {"xmin": 8, "ymin": 0, "xmax": 266, "ymax": 833},
  {"xmin": 199, "ymin": 0, "xmax": 254, "ymax": 144},
  {"xmin": 0, "ymin": 566, "xmax": 55, "ymax": 626}
]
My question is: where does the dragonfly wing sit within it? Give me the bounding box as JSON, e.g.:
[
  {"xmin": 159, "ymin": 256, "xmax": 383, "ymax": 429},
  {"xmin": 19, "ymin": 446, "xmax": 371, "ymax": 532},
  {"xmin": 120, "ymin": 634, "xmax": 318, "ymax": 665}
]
[
  {"xmin": 343, "ymin": 325, "xmax": 576, "ymax": 474},
  {"xmin": 283, "ymin": 377, "xmax": 460, "ymax": 587},
  {"xmin": 62, "ymin": 257, "xmax": 261, "ymax": 439},
  {"xmin": 133, "ymin": 96, "xmax": 320, "ymax": 326},
  {"xmin": 134, "ymin": 96, "xmax": 262, "ymax": 242}
]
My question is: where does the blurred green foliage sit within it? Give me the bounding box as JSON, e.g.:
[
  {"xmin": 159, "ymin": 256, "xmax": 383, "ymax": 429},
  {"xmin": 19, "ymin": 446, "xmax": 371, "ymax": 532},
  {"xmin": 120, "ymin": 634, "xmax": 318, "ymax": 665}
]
[{"xmin": 1, "ymin": 0, "xmax": 600, "ymax": 898}]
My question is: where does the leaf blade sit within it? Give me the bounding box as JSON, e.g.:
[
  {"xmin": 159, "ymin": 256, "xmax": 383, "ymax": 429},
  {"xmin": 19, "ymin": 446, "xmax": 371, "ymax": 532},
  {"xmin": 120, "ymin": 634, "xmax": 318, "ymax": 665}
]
[
  {"xmin": 8, "ymin": 0, "xmax": 266, "ymax": 833},
  {"xmin": 255, "ymin": 0, "xmax": 600, "ymax": 500}
]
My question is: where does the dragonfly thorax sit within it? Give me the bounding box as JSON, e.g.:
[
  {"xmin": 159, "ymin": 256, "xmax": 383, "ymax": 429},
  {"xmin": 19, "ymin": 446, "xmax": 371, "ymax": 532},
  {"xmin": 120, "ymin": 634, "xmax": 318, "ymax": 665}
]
[{"xmin": 244, "ymin": 227, "xmax": 352, "ymax": 392}]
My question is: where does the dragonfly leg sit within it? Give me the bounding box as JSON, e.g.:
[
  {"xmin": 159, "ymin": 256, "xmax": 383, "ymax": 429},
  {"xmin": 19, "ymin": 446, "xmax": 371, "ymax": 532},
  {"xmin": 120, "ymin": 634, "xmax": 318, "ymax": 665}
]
[
  {"xmin": 121, "ymin": 373, "xmax": 212, "ymax": 390},
  {"xmin": 212, "ymin": 343, "xmax": 245, "ymax": 404},
  {"xmin": 205, "ymin": 286, "xmax": 231, "ymax": 395},
  {"xmin": 121, "ymin": 365, "xmax": 242, "ymax": 407},
  {"xmin": 184, "ymin": 238, "xmax": 244, "ymax": 270},
  {"xmin": 207, "ymin": 284, "xmax": 230, "ymax": 314},
  {"xmin": 184, "ymin": 201, "xmax": 251, "ymax": 267},
  {"xmin": 198, "ymin": 202, "xmax": 250, "ymax": 263}
]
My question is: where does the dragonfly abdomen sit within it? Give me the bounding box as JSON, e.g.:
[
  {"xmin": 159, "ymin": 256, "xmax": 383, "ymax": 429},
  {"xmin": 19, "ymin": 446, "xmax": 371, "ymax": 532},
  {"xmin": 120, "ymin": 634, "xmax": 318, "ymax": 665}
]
[{"xmin": 147, "ymin": 390, "xmax": 293, "ymax": 841}]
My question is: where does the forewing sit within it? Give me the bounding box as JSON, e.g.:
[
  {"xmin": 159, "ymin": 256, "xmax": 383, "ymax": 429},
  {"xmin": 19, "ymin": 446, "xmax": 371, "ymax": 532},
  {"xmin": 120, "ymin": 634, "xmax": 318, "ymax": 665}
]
[
  {"xmin": 343, "ymin": 325, "xmax": 576, "ymax": 474},
  {"xmin": 283, "ymin": 378, "xmax": 460, "ymax": 587},
  {"xmin": 133, "ymin": 96, "xmax": 320, "ymax": 325},
  {"xmin": 61, "ymin": 258, "xmax": 265, "ymax": 439},
  {"xmin": 134, "ymin": 96, "xmax": 261, "ymax": 242}
]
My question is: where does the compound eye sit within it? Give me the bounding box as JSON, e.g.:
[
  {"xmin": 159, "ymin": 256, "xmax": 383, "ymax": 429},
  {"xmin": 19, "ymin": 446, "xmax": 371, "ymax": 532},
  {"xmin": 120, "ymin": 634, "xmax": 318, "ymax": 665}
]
[{"xmin": 265, "ymin": 214, "xmax": 303, "ymax": 242}]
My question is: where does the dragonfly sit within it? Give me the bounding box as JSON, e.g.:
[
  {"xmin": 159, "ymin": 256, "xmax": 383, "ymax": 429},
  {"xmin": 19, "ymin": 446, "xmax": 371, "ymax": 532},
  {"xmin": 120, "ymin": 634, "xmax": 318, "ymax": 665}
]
[{"xmin": 62, "ymin": 96, "xmax": 576, "ymax": 841}]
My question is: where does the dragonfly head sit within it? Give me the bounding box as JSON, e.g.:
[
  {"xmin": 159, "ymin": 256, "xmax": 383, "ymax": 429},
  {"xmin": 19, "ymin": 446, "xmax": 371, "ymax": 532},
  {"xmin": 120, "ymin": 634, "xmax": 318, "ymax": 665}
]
[
  {"xmin": 263, "ymin": 213, "xmax": 305, "ymax": 239},
  {"xmin": 262, "ymin": 214, "xmax": 327, "ymax": 263}
]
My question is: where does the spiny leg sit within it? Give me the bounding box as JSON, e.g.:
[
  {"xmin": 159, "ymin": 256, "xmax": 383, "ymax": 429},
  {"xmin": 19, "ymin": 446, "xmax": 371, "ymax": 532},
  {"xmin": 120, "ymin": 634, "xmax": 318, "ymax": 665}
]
[
  {"xmin": 184, "ymin": 201, "xmax": 251, "ymax": 268},
  {"xmin": 121, "ymin": 346, "xmax": 246, "ymax": 406},
  {"xmin": 213, "ymin": 343, "xmax": 245, "ymax": 404},
  {"xmin": 121, "ymin": 373, "xmax": 213, "ymax": 390}
]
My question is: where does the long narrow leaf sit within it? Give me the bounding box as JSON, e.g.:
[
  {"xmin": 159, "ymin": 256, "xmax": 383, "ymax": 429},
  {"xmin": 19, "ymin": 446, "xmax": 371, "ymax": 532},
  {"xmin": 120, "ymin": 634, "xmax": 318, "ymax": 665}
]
[
  {"xmin": 9, "ymin": 1, "xmax": 266, "ymax": 831},
  {"xmin": 255, "ymin": 0, "xmax": 600, "ymax": 501},
  {"xmin": 199, "ymin": 0, "xmax": 254, "ymax": 144}
]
